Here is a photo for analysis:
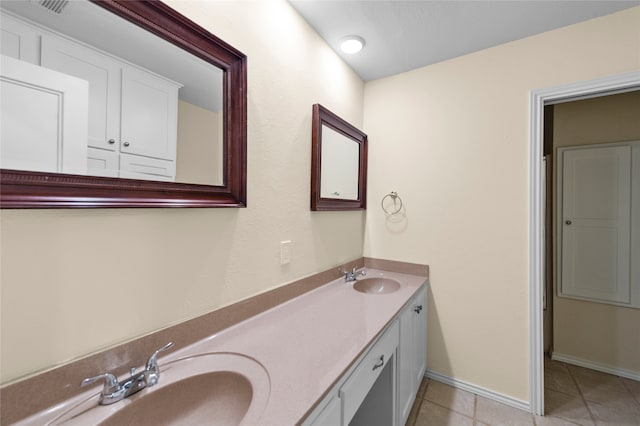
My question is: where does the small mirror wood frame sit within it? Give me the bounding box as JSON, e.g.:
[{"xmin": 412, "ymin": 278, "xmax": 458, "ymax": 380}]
[
  {"xmin": 311, "ymin": 104, "xmax": 367, "ymax": 211},
  {"xmin": 0, "ymin": 0, "xmax": 247, "ymax": 208}
]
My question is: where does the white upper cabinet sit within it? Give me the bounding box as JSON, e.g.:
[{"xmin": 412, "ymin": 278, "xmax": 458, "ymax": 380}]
[
  {"xmin": 41, "ymin": 35, "xmax": 121, "ymax": 152},
  {"xmin": 0, "ymin": 14, "xmax": 39, "ymax": 64},
  {"xmin": 120, "ymin": 66, "xmax": 179, "ymax": 161},
  {"xmin": 3, "ymin": 14, "xmax": 182, "ymax": 181}
]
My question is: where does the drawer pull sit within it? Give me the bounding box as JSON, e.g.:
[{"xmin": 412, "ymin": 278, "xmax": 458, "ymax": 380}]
[{"xmin": 372, "ymin": 355, "xmax": 384, "ymax": 371}]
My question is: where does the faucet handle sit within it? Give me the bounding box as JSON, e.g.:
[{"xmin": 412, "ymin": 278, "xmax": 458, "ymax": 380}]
[
  {"xmin": 144, "ymin": 342, "xmax": 174, "ymax": 388},
  {"xmin": 146, "ymin": 342, "xmax": 174, "ymax": 372},
  {"xmin": 80, "ymin": 372, "xmax": 120, "ymax": 394}
]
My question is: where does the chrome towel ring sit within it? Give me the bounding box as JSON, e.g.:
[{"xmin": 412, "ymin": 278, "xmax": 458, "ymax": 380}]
[{"xmin": 381, "ymin": 191, "xmax": 403, "ymax": 215}]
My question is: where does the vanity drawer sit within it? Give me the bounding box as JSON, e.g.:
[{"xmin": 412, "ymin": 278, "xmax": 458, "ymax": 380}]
[{"xmin": 340, "ymin": 320, "xmax": 399, "ymax": 425}]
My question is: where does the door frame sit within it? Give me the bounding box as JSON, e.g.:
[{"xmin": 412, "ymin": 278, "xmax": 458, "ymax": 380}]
[{"xmin": 528, "ymin": 70, "xmax": 640, "ymax": 416}]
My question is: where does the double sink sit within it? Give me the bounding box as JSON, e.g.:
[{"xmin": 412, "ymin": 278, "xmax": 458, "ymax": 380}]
[{"xmin": 17, "ymin": 269, "xmax": 411, "ymax": 425}]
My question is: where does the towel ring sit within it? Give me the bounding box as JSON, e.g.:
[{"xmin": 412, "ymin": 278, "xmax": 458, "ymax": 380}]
[{"xmin": 381, "ymin": 191, "xmax": 403, "ymax": 215}]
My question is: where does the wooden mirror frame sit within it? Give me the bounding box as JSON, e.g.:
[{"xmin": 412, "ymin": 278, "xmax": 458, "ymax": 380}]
[
  {"xmin": 311, "ymin": 104, "xmax": 367, "ymax": 211},
  {"xmin": 0, "ymin": 0, "xmax": 247, "ymax": 208}
]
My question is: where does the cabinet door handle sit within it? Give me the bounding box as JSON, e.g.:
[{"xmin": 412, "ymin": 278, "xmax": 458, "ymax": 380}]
[
  {"xmin": 372, "ymin": 355, "xmax": 384, "ymax": 371},
  {"xmin": 123, "ymin": 141, "xmax": 130, "ymax": 147},
  {"xmin": 108, "ymin": 139, "xmax": 115, "ymax": 145},
  {"xmin": 414, "ymin": 305, "xmax": 423, "ymax": 313}
]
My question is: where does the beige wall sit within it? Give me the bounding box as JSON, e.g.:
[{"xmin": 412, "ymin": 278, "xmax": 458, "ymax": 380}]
[
  {"xmin": 363, "ymin": 7, "xmax": 640, "ymax": 402},
  {"xmin": 0, "ymin": 0, "xmax": 365, "ymax": 384},
  {"xmin": 176, "ymin": 100, "xmax": 223, "ymax": 185},
  {"xmin": 552, "ymin": 91, "xmax": 640, "ymax": 373}
]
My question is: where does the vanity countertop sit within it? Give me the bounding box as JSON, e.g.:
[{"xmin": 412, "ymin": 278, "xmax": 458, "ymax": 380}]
[
  {"xmin": 195, "ymin": 268, "xmax": 427, "ymax": 425},
  {"xmin": 16, "ymin": 268, "xmax": 427, "ymax": 425}
]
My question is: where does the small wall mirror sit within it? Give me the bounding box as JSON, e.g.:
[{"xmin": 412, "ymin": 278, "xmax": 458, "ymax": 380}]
[
  {"xmin": 311, "ymin": 104, "xmax": 367, "ymax": 211},
  {"xmin": 0, "ymin": 0, "xmax": 246, "ymax": 208}
]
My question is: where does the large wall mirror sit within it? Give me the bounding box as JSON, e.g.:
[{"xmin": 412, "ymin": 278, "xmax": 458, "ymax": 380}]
[
  {"xmin": 0, "ymin": 0, "xmax": 246, "ymax": 208},
  {"xmin": 311, "ymin": 104, "xmax": 367, "ymax": 211}
]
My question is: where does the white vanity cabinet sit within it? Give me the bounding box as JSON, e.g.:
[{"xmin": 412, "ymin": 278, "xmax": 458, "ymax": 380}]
[
  {"xmin": 305, "ymin": 283, "xmax": 428, "ymax": 426},
  {"xmin": 40, "ymin": 34, "xmax": 181, "ymax": 181},
  {"xmin": 308, "ymin": 394, "xmax": 341, "ymax": 426},
  {"xmin": 397, "ymin": 285, "xmax": 427, "ymax": 426}
]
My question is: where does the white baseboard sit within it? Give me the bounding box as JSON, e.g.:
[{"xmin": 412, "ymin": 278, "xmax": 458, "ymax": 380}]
[
  {"xmin": 425, "ymin": 369, "xmax": 531, "ymax": 413},
  {"xmin": 551, "ymin": 352, "xmax": 640, "ymax": 381}
]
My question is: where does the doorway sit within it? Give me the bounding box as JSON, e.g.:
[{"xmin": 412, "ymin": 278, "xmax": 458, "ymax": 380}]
[{"xmin": 528, "ymin": 70, "xmax": 640, "ymax": 416}]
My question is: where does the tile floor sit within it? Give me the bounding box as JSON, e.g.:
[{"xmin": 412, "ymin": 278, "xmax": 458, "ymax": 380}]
[{"xmin": 406, "ymin": 359, "xmax": 640, "ymax": 425}]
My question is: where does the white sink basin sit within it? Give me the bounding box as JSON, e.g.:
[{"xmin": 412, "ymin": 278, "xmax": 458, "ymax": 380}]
[
  {"xmin": 52, "ymin": 353, "xmax": 270, "ymax": 426},
  {"xmin": 353, "ymin": 277, "xmax": 401, "ymax": 294}
]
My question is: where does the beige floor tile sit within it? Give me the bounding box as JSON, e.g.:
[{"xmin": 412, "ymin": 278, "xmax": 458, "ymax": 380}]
[
  {"xmin": 417, "ymin": 378, "xmax": 430, "ymax": 400},
  {"xmin": 414, "ymin": 401, "xmax": 474, "ymax": 426},
  {"xmin": 424, "ymin": 381, "xmax": 475, "ymax": 417},
  {"xmin": 572, "ymin": 373, "xmax": 629, "ymax": 405},
  {"xmin": 544, "ymin": 389, "xmax": 595, "ymax": 426},
  {"xmin": 621, "ymin": 378, "xmax": 640, "ymax": 405},
  {"xmin": 546, "ymin": 358, "xmax": 570, "ymax": 376},
  {"xmin": 545, "ymin": 368, "xmax": 580, "ymax": 396},
  {"xmin": 533, "ymin": 415, "xmax": 583, "ymax": 426},
  {"xmin": 585, "ymin": 395, "xmax": 640, "ymax": 425},
  {"xmin": 406, "ymin": 396, "xmax": 424, "ymax": 426},
  {"xmin": 476, "ymin": 396, "xmax": 534, "ymax": 426}
]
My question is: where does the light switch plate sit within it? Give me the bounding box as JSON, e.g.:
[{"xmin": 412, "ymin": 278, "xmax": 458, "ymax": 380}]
[{"xmin": 280, "ymin": 240, "xmax": 291, "ymax": 265}]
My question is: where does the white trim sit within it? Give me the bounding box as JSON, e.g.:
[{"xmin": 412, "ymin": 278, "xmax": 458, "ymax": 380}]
[
  {"xmin": 529, "ymin": 70, "xmax": 640, "ymax": 416},
  {"xmin": 426, "ymin": 370, "xmax": 530, "ymax": 413},
  {"xmin": 551, "ymin": 352, "xmax": 640, "ymax": 382}
]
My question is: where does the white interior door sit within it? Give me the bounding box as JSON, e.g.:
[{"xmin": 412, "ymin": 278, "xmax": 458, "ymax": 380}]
[
  {"xmin": 0, "ymin": 55, "xmax": 88, "ymax": 175},
  {"xmin": 560, "ymin": 145, "xmax": 631, "ymax": 304}
]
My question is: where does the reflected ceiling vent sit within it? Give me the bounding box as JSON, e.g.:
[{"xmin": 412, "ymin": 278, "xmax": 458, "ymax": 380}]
[{"xmin": 37, "ymin": 0, "xmax": 69, "ymax": 15}]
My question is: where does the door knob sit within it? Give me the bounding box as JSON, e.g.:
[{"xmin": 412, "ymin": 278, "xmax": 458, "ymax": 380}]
[{"xmin": 565, "ymin": 220, "xmax": 572, "ymax": 225}]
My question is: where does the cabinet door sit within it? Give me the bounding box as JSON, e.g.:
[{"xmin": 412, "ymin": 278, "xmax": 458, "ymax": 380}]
[
  {"xmin": 309, "ymin": 396, "xmax": 341, "ymax": 426},
  {"xmin": 0, "ymin": 14, "xmax": 40, "ymax": 64},
  {"xmin": 120, "ymin": 66, "xmax": 179, "ymax": 161},
  {"xmin": 41, "ymin": 36, "xmax": 120, "ymax": 152},
  {"xmin": 413, "ymin": 286, "xmax": 427, "ymax": 391},
  {"xmin": 397, "ymin": 301, "xmax": 416, "ymax": 426},
  {"xmin": 87, "ymin": 147, "xmax": 119, "ymax": 177},
  {"xmin": 397, "ymin": 284, "xmax": 428, "ymax": 426},
  {"xmin": 120, "ymin": 153, "xmax": 175, "ymax": 182}
]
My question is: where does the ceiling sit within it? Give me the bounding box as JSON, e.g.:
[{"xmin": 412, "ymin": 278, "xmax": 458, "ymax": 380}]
[{"xmin": 289, "ymin": 1, "xmax": 640, "ymax": 81}]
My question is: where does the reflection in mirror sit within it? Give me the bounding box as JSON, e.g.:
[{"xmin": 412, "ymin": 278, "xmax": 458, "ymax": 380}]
[
  {"xmin": 311, "ymin": 104, "xmax": 367, "ymax": 211},
  {"xmin": 0, "ymin": 0, "xmax": 246, "ymax": 208},
  {"xmin": 1, "ymin": 0, "xmax": 223, "ymax": 185},
  {"xmin": 320, "ymin": 125, "xmax": 359, "ymax": 200}
]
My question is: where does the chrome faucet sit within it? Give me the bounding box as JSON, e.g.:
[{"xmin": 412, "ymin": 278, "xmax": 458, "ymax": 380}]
[
  {"xmin": 81, "ymin": 342, "xmax": 174, "ymax": 405},
  {"xmin": 345, "ymin": 267, "xmax": 366, "ymax": 282}
]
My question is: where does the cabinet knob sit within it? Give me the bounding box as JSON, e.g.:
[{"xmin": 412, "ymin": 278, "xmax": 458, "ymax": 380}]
[
  {"xmin": 565, "ymin": 220, "xmax": 572, "ymax": 225},
  {"xmin": 123, "ymin": 141, "xmax": 130, "ymax": 147},
  {"xmin": 108, "ymin": 139, "xmax": 115, "ymax": 145},
  {"xmin": 414, "ymin": 305, "xmax": 423, "ymax": 313}
]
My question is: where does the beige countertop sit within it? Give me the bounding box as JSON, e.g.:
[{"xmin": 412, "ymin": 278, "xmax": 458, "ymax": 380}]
[{"xmin": 16, "ymin": 268, "xmax": 427, "ymax": 425}]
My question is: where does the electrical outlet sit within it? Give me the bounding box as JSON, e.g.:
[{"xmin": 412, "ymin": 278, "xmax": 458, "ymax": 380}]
[{"xmin": 280, "ymin": 240, "xmax": 291, "ymax": 265}]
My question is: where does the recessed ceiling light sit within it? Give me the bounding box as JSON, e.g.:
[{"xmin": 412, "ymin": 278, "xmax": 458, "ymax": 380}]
[{"xmin": 340, "ymin": 36, "xmax": 365, "ymax": 54}]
